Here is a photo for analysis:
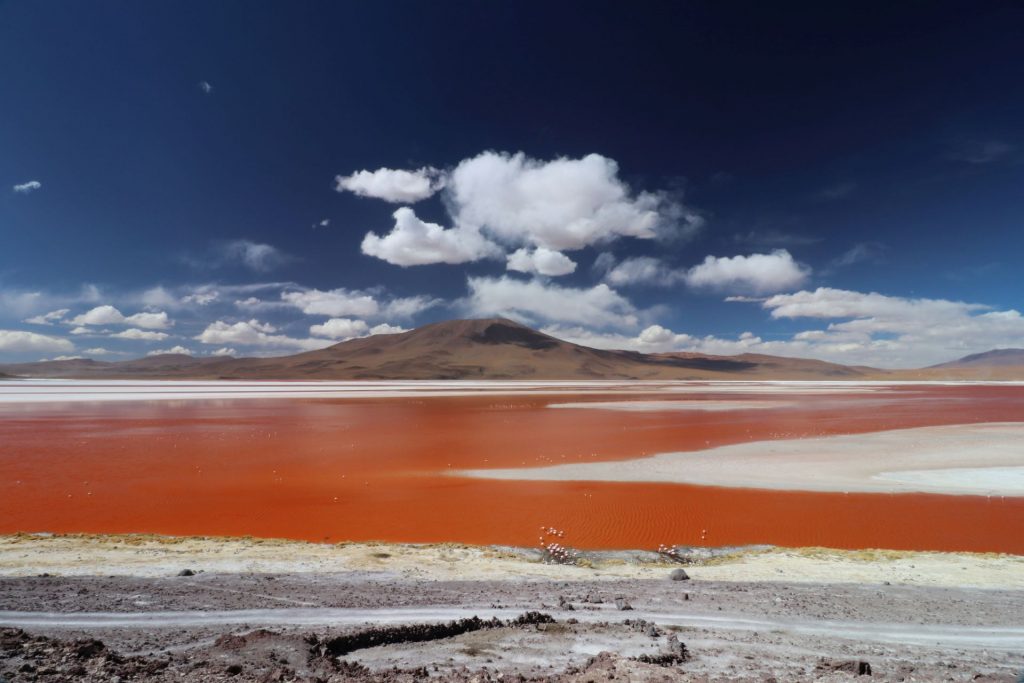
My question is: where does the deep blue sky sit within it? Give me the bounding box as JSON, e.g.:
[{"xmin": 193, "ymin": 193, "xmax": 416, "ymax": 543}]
[{"xmin": 1, "ymin": 1, "xmax": 1022, "ymax": 366}]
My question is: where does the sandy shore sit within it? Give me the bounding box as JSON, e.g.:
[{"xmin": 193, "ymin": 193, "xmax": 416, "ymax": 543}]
[
  {"xmin": 2, "ymin": 533, "xmax": 1023, "ymax": 589},
  {"xmin": 461, "ymin": 421, "xmax": 1024, "ymax": 496}
]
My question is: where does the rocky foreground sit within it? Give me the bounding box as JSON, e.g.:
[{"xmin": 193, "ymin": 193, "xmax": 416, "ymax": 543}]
[{"xmin": 0, "ymin": 535, "xmax": 1022, "ymax": 682}]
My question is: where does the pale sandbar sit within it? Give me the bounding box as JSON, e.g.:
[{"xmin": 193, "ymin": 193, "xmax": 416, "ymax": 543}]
[{"xmin": 459, "ymin": 422, "xmax": 1024, "ymax": 496}]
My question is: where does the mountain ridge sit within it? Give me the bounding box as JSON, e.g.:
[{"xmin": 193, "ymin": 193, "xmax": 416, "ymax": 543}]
[
  {"xmin": 929, "ymin": 348, "xmax": 1024, "ymax": 369},
  {"xmin": 1, "ymin": 318, "xmax": 1022, "ymax": 380}
]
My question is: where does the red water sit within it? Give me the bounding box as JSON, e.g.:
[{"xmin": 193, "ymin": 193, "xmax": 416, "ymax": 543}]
[{"xmin": 1, "ymin": 385, "xmax": 1022, "ymax": 552}]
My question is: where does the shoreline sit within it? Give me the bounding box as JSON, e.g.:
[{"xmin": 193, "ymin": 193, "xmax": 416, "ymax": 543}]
[{"xmin": 2, "ymin": 533, "xmax": 1022, "ymax": 589}]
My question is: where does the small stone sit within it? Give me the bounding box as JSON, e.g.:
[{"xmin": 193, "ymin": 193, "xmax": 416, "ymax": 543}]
[{"xmin": 669, "ymin": 568, "xmax": 690, "ymax": 581}]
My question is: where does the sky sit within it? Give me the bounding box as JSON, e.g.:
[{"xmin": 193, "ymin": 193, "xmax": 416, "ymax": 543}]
[{"xmin": 1, "ymin": 1, "xmax": 1023, "ymax": 368}]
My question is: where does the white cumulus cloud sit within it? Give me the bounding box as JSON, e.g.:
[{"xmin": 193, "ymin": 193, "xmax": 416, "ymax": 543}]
[
  {"xmin": 369, "ymin": 323, "xmax": 406, "ymax": 335},
  {"xmin": 760, "ymin": 287, "xmax": 982, "ymax": 321},
  {"xmin": 82, "ymin": 347, "xmax": 121, "ymax": 356},
  {"xmin": 354, "ymin": 151, "xmax": 699, "ymax": 268},
  {"xmin": 125, "ymin": 311, "xmax": 171, "ymax": 329},
  {"xmin": 308, "ymin": 318, "xmax": 409, "ymax": 341},
  {"xmin": 137, "ymin": 286, "xmax": 182, "ymax": 309},
  {"xmin": 111, "ymin": 328, "xmax": 169, "ymax": 341},
  {"xmin": 449, "ymin": 151, "xmax": 695, "ymax": 251},
  {"xmin": 546, "ymin": 287, "xmax": 1024, "ymax": 368},
  {"xmin": 464, "ymin": 276, "xmax": 638, "ymax": 329},
  {"xmin": 599, "ymin": 251, "xmax": 808, "ymax": 292},
  {"xmin": 336, "ymin": 166, "xmax": 444, "ymax": 203},
  {"xmin": 684, "ymin": 250, "xmax": 810, "ymax": 294},
  {"xmin": 147, "ymin": 346, "xmax": 193, "ymax": 356},
  {"xmin": 69, "ymin": 305, "xmax": 171, "ymax": 329},
  {"xmin": 0, "ymin": 330, "xmax": 74, "ymax": 353},
  {"xmin": 194, "ymin": 319, "xmax": 333, "ymax": 352},
  {"xmin": 380, "ymin": 295, "xmax": 442, "ymax": 319},
  {"xmin": 361, "ymin": 208, "xmax": 501, "ymax": 266},
  {"xmin": 281, "ymin": 289, "xmax": 379, "ymax": 318},
  {"xmin": 70, "ymin": 305, "xmax": 125, "ymax": 326},
  {"xmin": 602, "ymin": 256, "xmax": 685, "ymax": 287},
  {"xmin": 309, "ymin": 318, "xmax": 370, "ymax": 340},
  {"xmin": 506, "ymin": 247, "xmax": 577, "ymax": 277}
]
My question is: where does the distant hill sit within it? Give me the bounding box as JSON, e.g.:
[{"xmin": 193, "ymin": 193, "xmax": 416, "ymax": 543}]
[
  {"xmin": 929, "ymin": 348, "xmax": 1024, "ymax": 369},
  {"xmin": 5, "ymin": 319, "xmax": 1022, "ymax": 381},
  {"xmin": 0, "ymin": 318, "xmax": 879, "ymax": 381}
]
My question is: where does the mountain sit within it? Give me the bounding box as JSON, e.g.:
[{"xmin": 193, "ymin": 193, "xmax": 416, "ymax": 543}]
[
  {"xmin": 929, "ymin": 348, "xmax": 1024, "ymax": 368},
  {"xmin": 0, "ymin": 318, "xmax": 880, "ymax": 380},
  {"xmin": 0, "ymin": 354, "xmax": 238, "ymax": 379}
]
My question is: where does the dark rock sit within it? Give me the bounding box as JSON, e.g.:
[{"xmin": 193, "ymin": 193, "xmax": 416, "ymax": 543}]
[
  {"xmin": 214, "ymin": 629, "xmax": 279, "ymax": 650},
  {"xmin": 72, "ymin": 639, "xmax": 106, "ymax": 659},
  {"xmin": 177, "ymin": 568, "xmax": 195, "ymax": 577},
  {"xmin": 317, "ymin": 612, "xmax": 554, "ymax": 657},
  {"xmin": 259, "ymin": 667, "xmax": 293, "ymax": 683},
  {"xmin": 670, "ymin": 568, "xmax": 691, "ymax": 581},
  {"xmin": 817, "ymin": 657, "xmax": 872, "ymax": 676},
  {"xmin": 225, "ymin": 663, "xmax": 243, "ymax": 675}
]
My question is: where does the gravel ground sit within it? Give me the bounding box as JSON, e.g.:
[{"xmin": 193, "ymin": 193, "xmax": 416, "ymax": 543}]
[{"xmin": 1, "ymin": 571, "xmax": 1022, "ymax": 682}]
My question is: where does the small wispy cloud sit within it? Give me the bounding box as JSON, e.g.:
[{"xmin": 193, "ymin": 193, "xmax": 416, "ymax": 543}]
[
  {"xmin": 948, "ymin": 140, "xmax": 1015, "ymax": 165},
  {"xmin": 23, "ymin": 309, "xmax": 69, "ymax": 325},
  {"xmin": 220, "ymin": 240, "xmax": 293, "ymax": 271},
  {"xmin": 815, "ymin": 181, "xmax": 857, "ymax": 201},
  {"xmin": 198, "ymin": 81, "xmax": 213, "ymax": 95},
  {"xmin": 12, "ymin": 180, "xmax": 42, "ymax": 194},
  {"xmin": 821, "ymin": 242, "xmax": 888, "ymax": 275},
  {"xmin": 833, "ymin": 242, "xmax": 886, "ymax": 267},
  {"xmin": 82, "ymin": 347, "xmax": 127, "ymax": 356},
  {"xmin": 182, "ymin": 240, "xmax": 295, "ymax": 272},
  {"xmin": 945, "ymin": 262, "xmax": 1001, "ymax": 282},
  {"xmin": 733, "ymin": 230, "xmax": 823, "ymax": 247}
]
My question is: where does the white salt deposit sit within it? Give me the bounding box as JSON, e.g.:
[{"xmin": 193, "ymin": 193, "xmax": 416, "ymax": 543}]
[{"xmin": 459, "ymin": 422, "xmax": 1024, "ymax": 496}]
